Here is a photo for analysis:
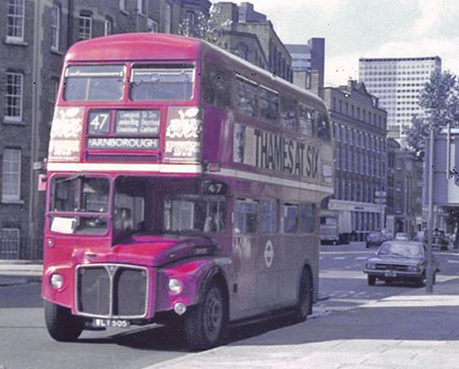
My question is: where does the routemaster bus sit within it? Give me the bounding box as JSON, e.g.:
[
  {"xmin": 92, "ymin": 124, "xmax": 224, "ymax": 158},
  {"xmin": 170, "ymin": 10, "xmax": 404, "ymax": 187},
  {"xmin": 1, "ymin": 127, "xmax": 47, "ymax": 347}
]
[{"xmin": 42, "ymin": 33, "xmax": 334, "ymax": 350}]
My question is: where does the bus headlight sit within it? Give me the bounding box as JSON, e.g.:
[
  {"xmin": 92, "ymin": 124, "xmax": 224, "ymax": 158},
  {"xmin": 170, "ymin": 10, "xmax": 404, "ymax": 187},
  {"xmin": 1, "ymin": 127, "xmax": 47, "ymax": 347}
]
[
  {"xmin": 50, "ymin": 273, "xmax": 64, "ymax": 289},
  {"xmin": 168, "ymin": 278, "xmax": 182, "ymax": 294},
  {"xmin": 366, "ymin": 263, "xmax": 376, "ymax": 270},
  {"xmin": 407, "ymin": 265, "xmax": 419, "ymax": 272}
]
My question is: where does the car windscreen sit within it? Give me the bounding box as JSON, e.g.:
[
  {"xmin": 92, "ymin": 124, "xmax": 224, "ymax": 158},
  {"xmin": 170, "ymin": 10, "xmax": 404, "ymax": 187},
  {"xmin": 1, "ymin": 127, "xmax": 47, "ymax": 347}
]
[
  {"xmin": 130, "ymin": 65, "xmax": 194, "ymax": 101},
  {"xmin": 378, "ymin": 243, "xmax": 423, "ymax": 258},
  {"xmin": 64, "ymin": 65, "xmax": 125, "ymax": 101}
]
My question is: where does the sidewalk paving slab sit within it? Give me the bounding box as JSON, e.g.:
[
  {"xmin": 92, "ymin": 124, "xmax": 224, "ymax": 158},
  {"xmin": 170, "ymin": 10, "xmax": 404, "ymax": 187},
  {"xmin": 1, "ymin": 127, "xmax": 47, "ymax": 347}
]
[{"xmin": 146, "ymin": 278, "xmax": 459, "ymax": 369}]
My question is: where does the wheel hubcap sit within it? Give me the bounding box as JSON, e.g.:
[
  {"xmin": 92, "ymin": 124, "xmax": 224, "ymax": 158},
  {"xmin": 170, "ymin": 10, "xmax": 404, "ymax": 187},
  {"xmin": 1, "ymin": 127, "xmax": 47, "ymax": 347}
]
[{"xmin": 204, "ymin": 290, "xmax": 222, "ymax": 340}]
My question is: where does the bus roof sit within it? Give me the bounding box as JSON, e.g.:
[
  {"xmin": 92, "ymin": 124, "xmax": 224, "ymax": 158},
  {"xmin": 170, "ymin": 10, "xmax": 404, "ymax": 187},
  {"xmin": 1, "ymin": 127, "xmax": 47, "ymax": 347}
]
[
  {"xmin": 65, "ymin": 33, "xmax": 201, "ymax": 63},
  {"xmin": 65, "ymin": 33, "xmax": 325, "ymax": 109}
]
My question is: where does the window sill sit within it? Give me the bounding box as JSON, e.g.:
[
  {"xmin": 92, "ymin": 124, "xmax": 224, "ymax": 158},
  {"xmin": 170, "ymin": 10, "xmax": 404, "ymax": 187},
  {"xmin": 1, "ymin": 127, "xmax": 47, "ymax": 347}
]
[
  {"xmin": 5, "ymin": 38, "xmax": 28, "ymax": 46},
  {"xmin": 3, "ymin": 118, "xmax": 24, "ymax": 125},
  {"xmin": 1, "ymin": 199, "xmax": 24, "ymax": 205},
  {"xmin": 120, "ymin": 9, "xmax": 129, "ymax": 16},
  {"xmin": 51, "ymin": 48, "xmax": 64, "ymax": 56}
]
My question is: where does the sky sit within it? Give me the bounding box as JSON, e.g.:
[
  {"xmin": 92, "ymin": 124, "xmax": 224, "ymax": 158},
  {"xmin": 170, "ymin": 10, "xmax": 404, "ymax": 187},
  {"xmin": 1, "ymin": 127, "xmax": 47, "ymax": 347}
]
[{"xmin": 213, "ymin": 0, "xmax": 459, "ymax": 87}]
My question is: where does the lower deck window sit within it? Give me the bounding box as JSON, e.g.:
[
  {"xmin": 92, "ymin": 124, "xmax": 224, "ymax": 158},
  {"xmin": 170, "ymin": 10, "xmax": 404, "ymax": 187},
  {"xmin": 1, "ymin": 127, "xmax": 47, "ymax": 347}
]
[
  {"xmin": 164, "ymin": 196, "xmax": 226, "ymax": 233},
  {"xmin": 282, "ymin": 204, "xmax": 298, "ymax": 234},
  {"xmin": 235, "ymin": 199, "xmax": 258, "ymax": 233}
]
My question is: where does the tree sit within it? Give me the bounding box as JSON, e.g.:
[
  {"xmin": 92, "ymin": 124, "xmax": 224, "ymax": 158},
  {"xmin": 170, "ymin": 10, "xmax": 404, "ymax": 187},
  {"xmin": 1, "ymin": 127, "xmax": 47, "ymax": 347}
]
[
  {"xmin": 178, "ymin": 5, "xmax": 232, "ymax": 44},
  {"xmin": 404, "ymin": 71, "xmax": 459, "ymax": 248},
  {"xmin": 404, "ymin": 70, "xmax": 459, "ymax": 156}
]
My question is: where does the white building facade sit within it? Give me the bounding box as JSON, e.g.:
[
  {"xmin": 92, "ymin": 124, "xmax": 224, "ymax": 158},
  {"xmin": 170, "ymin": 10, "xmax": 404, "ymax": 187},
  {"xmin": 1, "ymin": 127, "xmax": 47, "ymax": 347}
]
[{"xmin": 358, "ymin": 56, "xmax": 441, "ymax": 143}]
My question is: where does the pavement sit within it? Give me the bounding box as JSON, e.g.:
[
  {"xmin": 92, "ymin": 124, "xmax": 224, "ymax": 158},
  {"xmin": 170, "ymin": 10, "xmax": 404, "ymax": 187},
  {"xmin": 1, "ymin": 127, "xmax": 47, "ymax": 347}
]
[
  {"xmin": 145, "ymin": 277, "xmax": 459, "ymax": 369},
  {"xmin": 0, "ymin": 260, "xmax": 42, "ymax": 285},
  {"xmin": 1, "ymin": 261, "xmax": 459, "ymax": 368}
]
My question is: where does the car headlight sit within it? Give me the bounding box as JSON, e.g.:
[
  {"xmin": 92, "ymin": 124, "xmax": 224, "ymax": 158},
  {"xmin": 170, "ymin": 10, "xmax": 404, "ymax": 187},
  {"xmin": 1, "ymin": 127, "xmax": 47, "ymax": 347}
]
[
  {"xmin": 366, "ymin": 263, "xmax": 376, "ymax": 270},
  {"xmin": 407, "ymin": 265, "xmax": 419, "ymax": 272}
]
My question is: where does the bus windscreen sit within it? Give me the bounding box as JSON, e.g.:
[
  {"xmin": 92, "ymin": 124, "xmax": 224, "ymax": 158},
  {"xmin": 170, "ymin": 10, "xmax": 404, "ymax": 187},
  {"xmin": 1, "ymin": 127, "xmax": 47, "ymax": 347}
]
[
  {"xmin": 64, "ymin": 65, "xmax": 125, "ymax": 102},
  {"xmin": 130, "ymin": 66, "xmax": 194, "ymax": 101}
]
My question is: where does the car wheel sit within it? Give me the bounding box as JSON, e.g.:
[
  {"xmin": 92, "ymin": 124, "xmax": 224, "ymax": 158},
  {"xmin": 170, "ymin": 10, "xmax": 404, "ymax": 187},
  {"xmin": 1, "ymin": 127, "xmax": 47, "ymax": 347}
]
[
  {"xmin": 367, "ymin": 275, "xmax": 376, "ymax": 286},
  {"xmin": 293, "ymin": 267, "xmax": 313, "ymax": 323},
  {"xmin": 417, "ymin": 274, "xmax": 426, "ymax": 287},
  {"xmin": 44, "ymin": 300, "xmax": 85, "ymax": 342},
  {"xmin": 183, "ymin": 281, "xmax": 228, "ymax": 351}
]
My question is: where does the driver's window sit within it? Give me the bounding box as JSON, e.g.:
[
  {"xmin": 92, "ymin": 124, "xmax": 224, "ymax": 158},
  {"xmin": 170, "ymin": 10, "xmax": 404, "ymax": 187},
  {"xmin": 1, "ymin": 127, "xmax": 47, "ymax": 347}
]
[{"xmin": 113, "ymin": 177, "xmax": 146, "ymax": 233}]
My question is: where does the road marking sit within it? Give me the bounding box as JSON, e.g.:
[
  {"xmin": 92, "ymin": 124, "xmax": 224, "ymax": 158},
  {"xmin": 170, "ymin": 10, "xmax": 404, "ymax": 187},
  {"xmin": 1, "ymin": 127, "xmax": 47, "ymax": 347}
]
[
  {"xmin": 334, "ymin": 256, "xmax": 346, "ymax": 260},
  {"xmin": 356, "ymin": 257, "xmax": 368, "ymax": 260},
  {"xmin": 447, "ymin": 260, "xmax": 459, "ymax": 264}
]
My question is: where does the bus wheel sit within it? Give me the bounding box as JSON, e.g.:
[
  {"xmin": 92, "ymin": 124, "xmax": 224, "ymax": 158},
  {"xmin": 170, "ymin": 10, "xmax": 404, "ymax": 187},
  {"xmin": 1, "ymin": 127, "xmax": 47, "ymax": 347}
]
[
  {"xmin": 183, "ymin": 282, "xmax": 227, "ymax": 351},
  {"xmin": 44, "ymin": 300, "xmax": 85, "ymax": 342},
  {"xmin": 294, "ymin": 268, "xmax": 313, "ymax": 323}
]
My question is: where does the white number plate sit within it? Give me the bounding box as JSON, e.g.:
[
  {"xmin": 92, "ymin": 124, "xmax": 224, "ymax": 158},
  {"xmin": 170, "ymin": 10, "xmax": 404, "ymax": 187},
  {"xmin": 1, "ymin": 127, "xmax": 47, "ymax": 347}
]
[
  {"xmin": 94, "ymin": 319, "xmax": 130, "ymax": 328},
  {"xmin": 385, "ymin": 270, "xmax": 397, "ymax": 277}
]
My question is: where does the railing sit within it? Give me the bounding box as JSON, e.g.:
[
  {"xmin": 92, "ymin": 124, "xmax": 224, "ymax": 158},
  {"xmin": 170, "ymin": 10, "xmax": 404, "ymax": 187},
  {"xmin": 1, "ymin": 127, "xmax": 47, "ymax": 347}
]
[{"xmin": 0, "ymin": 234, "xmax": 43, "ymax": 261}]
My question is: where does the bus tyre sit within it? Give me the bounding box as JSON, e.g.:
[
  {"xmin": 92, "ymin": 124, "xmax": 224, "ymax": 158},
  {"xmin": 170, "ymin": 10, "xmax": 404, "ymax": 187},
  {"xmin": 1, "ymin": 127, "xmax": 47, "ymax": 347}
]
[
  {"xmin": 44, "ymin": 300, "xmax": 85, "ymax": 342},
  {"xmin": 294, "ymin": 268, "xmax": 313, "ymax": 323},
  {"xmin": 183, "ymin": 282, "xmax": 227, "ymax": 351},
  {"xmin": 367, "ymin": 275, "xmax": 376, "ymax": 286}
]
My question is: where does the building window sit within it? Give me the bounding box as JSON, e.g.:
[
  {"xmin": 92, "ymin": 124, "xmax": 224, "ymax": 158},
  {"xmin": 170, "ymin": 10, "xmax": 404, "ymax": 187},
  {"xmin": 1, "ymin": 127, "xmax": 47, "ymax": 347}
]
[
  {"xmin": 119, "ymin": 0, "xmax": 126, "ymax": 12},
  {"xmin": 2, "ymin": 149, "xmax": 21, "ymax": 202},
  {"xmin": 147, "ymin": 18, "xmax": 159, "ymax": 33},
  {"xmin": 5, "ymin": 72, "xmax": 23, "ymax": 122},
  {"xmin": 104, "ymin": 18, "xmax": 113, "ymax": 36},
  {"xmin": 186, "ymin": 10, "xmax": 196, "ymax": 25},
  {"xmin": 137, "ymin": 0, "xmax": 145, "ymax": 14},
  {"xmin": 0, "ymin": 228, "xmax": 20, "ymax": 259},
  {"xmin": 7, "ymin": 0, "xmax": 25, "ymax": 43},
  {"xmin": 51, "ymin": 4, "xmax": 60, "ymax": 50},
  {"xmin": 164, "ymin": 3, "xmax": 172, "ymax": 33},
  {"xmin": 79, "ymin": 12, "xmax": 92, "ymax": 41}
]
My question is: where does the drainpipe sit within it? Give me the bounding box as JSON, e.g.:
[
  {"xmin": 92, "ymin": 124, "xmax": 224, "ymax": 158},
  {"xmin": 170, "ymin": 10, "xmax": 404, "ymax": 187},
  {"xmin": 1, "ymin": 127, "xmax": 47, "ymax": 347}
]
[{"xmin": 29, "ymin": 0, "xmax": 43, "ymax": 257}]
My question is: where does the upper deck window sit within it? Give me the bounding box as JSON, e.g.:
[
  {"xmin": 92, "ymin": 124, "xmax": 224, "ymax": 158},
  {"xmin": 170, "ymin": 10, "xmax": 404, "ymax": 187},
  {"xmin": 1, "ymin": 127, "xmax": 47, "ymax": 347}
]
[
  {"xmin": 316, "ymin": 112, "xmax": 331, "ymax": 141},
  {"xmin": 130, "ymin": 66, "xmax": 194, "ymax": 101},
  {"xmin": 259, "ymin": 87, "xmax": 279, "ymax": 125},
  {"xmin": 203, "ymin": 64, "xmax": 231, "ymax": 108},
  {"xmin": 235, "ymin": 78, "xmax": 258, "ymax": 118},
  {"xmin": 298, "ymin": 104, "xmax": 315, "ymax": 137},
  {"xmin": 64, "ymin": 65, "xmax": 125, "ymax": 101}
]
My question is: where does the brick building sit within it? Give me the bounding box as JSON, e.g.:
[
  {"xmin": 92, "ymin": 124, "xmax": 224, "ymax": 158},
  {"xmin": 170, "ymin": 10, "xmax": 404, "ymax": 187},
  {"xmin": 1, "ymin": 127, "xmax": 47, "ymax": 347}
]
[{"xmin": 211, "ymin": 2, "xmax": 292, "ymax": 81}]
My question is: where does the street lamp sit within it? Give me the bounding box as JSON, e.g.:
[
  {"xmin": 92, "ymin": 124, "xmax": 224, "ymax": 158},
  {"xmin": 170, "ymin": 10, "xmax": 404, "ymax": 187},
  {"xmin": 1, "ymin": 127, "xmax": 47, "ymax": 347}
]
[{"xmin": 425, "ymin": 124, "xmax": 435, "ymax": 293}]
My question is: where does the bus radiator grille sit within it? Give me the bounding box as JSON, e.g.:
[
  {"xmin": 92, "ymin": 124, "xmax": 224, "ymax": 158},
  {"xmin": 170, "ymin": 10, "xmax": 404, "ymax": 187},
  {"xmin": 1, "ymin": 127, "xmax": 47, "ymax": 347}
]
[{"xmin": 76, "ymin": 264, "xmax": 149, "ymax": 318}]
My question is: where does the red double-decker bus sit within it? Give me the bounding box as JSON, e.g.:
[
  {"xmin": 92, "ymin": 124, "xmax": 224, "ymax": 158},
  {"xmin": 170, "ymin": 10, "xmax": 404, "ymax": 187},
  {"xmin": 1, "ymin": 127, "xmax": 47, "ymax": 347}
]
[{"xmin": 42, "ymin": 33, "xmax": 333, "ymax": 349}]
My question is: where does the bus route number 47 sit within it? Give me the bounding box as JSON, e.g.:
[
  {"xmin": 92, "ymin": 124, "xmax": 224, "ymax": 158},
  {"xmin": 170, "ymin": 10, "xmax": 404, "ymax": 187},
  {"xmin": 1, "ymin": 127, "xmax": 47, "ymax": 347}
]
[{"xmin": 202, "ymin": 181, "xmax": 228, "ymax": 195}]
